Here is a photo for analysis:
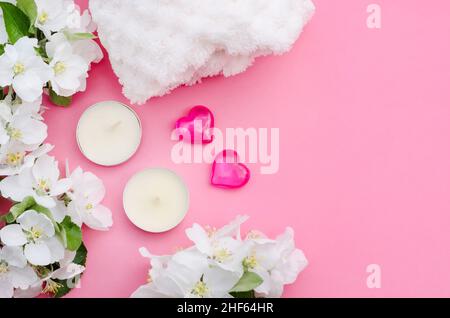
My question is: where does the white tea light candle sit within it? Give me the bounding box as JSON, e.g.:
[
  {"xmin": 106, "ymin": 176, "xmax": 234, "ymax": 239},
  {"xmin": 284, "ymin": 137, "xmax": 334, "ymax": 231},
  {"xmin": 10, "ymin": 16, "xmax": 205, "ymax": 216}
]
[
  {"xmin": 123, "ymin": 168, "xmax": 190, "ymax": 233},
  {"xmin": 76, "ymin": 101, "xmax": 142, "ymax": 166}
]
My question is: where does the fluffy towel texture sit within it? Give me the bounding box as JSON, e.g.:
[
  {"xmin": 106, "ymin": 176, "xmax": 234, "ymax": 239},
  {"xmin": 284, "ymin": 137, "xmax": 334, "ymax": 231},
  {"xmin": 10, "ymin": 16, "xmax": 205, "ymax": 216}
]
[{"xmin": 90, "ymin": 0, "xmax": 315, "ymax": 104}]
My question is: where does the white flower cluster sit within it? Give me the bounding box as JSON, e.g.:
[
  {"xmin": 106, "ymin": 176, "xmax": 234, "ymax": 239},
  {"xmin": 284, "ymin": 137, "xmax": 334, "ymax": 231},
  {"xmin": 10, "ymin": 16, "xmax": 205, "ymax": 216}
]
[
  {"xmin": 0, "ymin": 149, "xmax": 113, "ymax": 298},
  {"xmin": 0, "ymin": 1, "xmax": 110, "ymax": 298},
  {"xmin": 132, "ymin": 216, "xmax": 308, "ymax": 298},
  {"xmin": 0, "ymin": 96, "xmax": 50, "ymax": 176},
  {"xmin": 0, "ymin": 0, "xmax": 102, "ymax": 103}
]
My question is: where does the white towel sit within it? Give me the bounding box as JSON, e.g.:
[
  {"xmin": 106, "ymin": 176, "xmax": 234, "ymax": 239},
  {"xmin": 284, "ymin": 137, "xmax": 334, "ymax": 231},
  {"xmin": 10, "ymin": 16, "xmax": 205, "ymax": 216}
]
[{"xmin": 90, "ymin": 0, "xmax": 315, "ymax": 105}]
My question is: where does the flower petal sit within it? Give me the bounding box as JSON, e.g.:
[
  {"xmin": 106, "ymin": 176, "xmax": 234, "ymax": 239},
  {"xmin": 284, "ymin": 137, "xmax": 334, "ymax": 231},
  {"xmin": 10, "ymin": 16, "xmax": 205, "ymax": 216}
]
[
  {"xmin": 0, "ymin": 278, "xmax": 14, "ymax": 298},
  {"xmin": 82, "ymin": 204, "xmax": 113, "ymax": 231},
  {"xmin": 12, "ymin": 116, "xmax": 48, "ymax": 146},
  {"xmin": 32, "ymin": 155, "xmax": 59, "ymax": 184},
  {"xmin": 131, "ymin": 284, "xmax": 171, "ymax": 298},
  {"xmin": 33, "ymin": 194, "xmax": 56, "ymax": 208},
  {"xmin": 274, "ymin": 249, "xmax": 308, "ymax": 285},
  {"xmin": 215, "ymin": 215, "xmax": 249, "ymax": 239},
  {"xmin": 185, "ymin": 224, "xmax": 212, "ymax": 255},
  {"xmin": 50, "ymin": 178, "xmax": 71, "ymax": 196},
  {"xmin": 66, "ymin": 202, "xmax": 82, "ymax": 227},
  {"xmin": 58, "ymin": 250, "xmax": 76, "ymax": 267},
  {"xmin": 45, "ymin": 236, "xmax": 65, "ymax": 263},
  {"xmin": 49, "ymin": 200, "xmax": 68, "ymax": 223},
  {"xmin": 14, "ymin": 282, "xmax": 43, "ymax": 298},
  {"xmin": 0, "ymin": 55, "xmax": 14, "ymax": 87},
  {"xmin": 12, "ymin": 72, "xmax": 44, "ymax": 103},
  {"xmin": 9, "ymin": 266, "xmax": 38, "ymax": 290},
  {"xmin": 203, "ymin": 267, "xmax": 241, "ymax": 298},
  {"xmin": 0, "ymin": 225, "xmax": 27, "ymax": 247},
  {"xmin": 24, "ymin": 242, "xmax": 52, "ymax": 266},
  {"xmin": 1, "ymin": 246, "xmax": 26, "ymax": 268},
  {"xmin": 0, "ymin": 174, "xmax": 34, "ymax": 203},
  {"xmin": 17, "ymin": 210, "xmax": 55, "ymax": 237},
  {"xmin": 51, "ymin": 263, "xmax": 85, "ymax": 280}
]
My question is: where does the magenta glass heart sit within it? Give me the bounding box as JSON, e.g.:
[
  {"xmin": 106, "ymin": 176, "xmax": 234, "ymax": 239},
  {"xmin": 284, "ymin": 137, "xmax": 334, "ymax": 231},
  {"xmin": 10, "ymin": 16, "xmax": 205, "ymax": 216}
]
[
  {"xmin": 175, "ymin": 105, "xmax": 214, "ymax": 144},
  {"xmin": 211, "ymin": 150, "xmax": 251, "ymax": 189}
]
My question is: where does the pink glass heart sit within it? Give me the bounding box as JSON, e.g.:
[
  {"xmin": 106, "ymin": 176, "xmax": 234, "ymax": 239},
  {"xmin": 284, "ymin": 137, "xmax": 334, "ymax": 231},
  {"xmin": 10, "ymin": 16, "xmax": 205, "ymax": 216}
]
[
  {"xmin": 211, "ymin": 150, "xmax": 250, "ymax": 189},
  {"xmin": 175, "ymin": 105, "xmax": 214, "ymax": 144}
]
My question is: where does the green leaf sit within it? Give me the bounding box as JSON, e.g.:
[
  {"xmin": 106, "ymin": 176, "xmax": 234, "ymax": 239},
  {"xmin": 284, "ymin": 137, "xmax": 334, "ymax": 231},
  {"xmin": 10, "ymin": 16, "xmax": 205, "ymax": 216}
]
[
  {"xmin": 0, "ymin": 2, "xmax": 31, "ymax": 43},
  {"xmin": 16, "ymin": 0, "xmax": 37, "ymax": 33},
  {"xmin": 60, "ymin": 216, "xmax": 82, "ymax": 251},
  {"xmin": 53, "ymin": 243, "xmax": 87, "ymax": 298},
  {"xmin": 49, "ymin": 87, "xmax": 72, "ymax": 107},
  {"xmin": 53, "ymin": 274, "xmax": 82, "ymax": 298},
  {"xmin": 73, "ymin": 242, "xmax": 88, "ymax": 266},
  {"xmin": 5, "ymin": 213, "xmax": 15, "ymax": 224},
  {"xmin": 64, "ymin": 32, "xmax": 97, "ymax": 41},
  {"xmin": 230, "ymin": 272, "xmax": 263, "ymax": 293},
  {"xmin": 0, "ymin": 44, "xmax": 4, "ymax": 55},
  {"xmin": 7, "ymin": 196, "xmax": 36, "ymax": 223},
  {"xmin": 230, "ymin": 290, "xmax": 256, "ymax": 298}
]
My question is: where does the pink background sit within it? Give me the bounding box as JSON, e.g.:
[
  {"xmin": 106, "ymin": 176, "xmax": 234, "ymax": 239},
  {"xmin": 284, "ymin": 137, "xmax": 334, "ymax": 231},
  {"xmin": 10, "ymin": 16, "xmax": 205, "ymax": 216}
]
[{"xmin": 36, "ymin": 0, "xmax": 450, "ymax": 297}]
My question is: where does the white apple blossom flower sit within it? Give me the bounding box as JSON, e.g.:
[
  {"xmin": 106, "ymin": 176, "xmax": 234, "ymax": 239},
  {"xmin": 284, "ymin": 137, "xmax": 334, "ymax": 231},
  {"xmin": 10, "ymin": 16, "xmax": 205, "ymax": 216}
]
[
  {"xmin": 0, "ymin": 143, "xmax": 53, "ymax": 176},
  {"xmin": 51, "ymin": 250, "xmax": 85, "ymax": 281},
  {"xmin": 0, "ymin": 245, "xmax": 38, "ymax": 298},
  {"xmin": 13, "ymin": 281, "xmax": 43, "ymax": 298},
  {"xmin": 133, "ymin": 217, "xmax": 308, "ymax": 298},
  {"xmin": 63, "ymin": 9, "xmax": 103, "ymax": 65},
  {"xmin": 40, "ymin": 249, "xmax": 85, "ymax": 295},
  {"xmin": 0, "ymin": 37, "xmax": 51, "ymax": 102},
  {"xmin": 46, "ymin": 33, "xmax": 88, "ymax": 97},
  {"xmin": 0, "ymin": 210, "xmax": 65, "ymax": 266},
  {"xmin": 0, "ymin": 155, "xmax": 71, "ymax": 208},
  {"xmin": 14, "ymin": 249, "xmax": 84, "ymax": 298},
  {"xmin": 245, "ymin": 228, "xmax": 308, "ymax": 298},
  {"xmin": 0, "ymin": 0, "xmax": 16, "ymax": 44},
  {"xmin": 34, "ymin": 0, "xmax": 76, "ymax": 37},
  {"xmin": 0, "ymin": 99, "xmax": 47, "ymax": 147},
  {"xmin": 186, "ymin": 221, "xmax": 250, "ymax": 275},
  {"xmin": 7, "ymin": 97, "xmax": 43, "ymax": 120},
  {"xmin": 132, "ymin": 248, "xmax": 240, "ymax": 298},
  {"xmin": 0, "ymin": 0, "xmax": 110, "ymax": 299},
  {"xmin": 48, "ymin": 200, "xmax": 68, "ymax": 224},
  {"xmin": 66, "ymin": 167, "xmax": 112, "ymax": 231}
]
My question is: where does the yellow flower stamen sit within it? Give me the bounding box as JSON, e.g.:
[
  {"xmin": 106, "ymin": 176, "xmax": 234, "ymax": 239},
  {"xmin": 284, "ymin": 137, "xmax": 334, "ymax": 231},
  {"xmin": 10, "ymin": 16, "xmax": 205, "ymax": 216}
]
[
  {"xmin": 53, "ymin": 61, "xmax": 66, "ymax": 75},
  {"xmin": 243, "ymin": 255, "xmax": 258, "ymax": 270},
  {"xmin": 13, "ymin": 63, "xmax": 25, "ymax": 75},
  {"xmin": 43, "ymin": 279, "xmax": 62, "ymax": 295},
  {"xmin": 38, "ymin": 12, "xmax": 48, "ymax": 24},
  {"xmin": 192, "ymin": 281, "xmax": 208, "ymax": 297},
  {"xmin": 6, "ymin": 152, "xmax": 25, "ymax": 166},
  {"xmin": 35, "ymin": 178, "xmax": 50, "ymax": 195},
  {"xmin": 7, "ymin": 127, "xmax": 22, "ymax": 140},
  {"xmin": 212, "ymin": 248, "xmax": 232, "ymax": 263},
  {"xmin": 0, "ymin": 263, "xmax": 9, "ymax": 274},
  {"xmin": 29, "ymin": 226, "xmax": 43, "ymax": 240}
]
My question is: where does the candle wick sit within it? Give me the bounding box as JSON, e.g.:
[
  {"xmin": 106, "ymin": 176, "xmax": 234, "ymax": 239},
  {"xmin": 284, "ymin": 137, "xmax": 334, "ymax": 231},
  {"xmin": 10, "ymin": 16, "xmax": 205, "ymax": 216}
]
[
  {"xmin": 152, "ymin": 197, "xmax": 161, "ymax": 206},
  {"xmin": 110, "ymin": 121, "xmax": 122, "ymax": 130}
]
